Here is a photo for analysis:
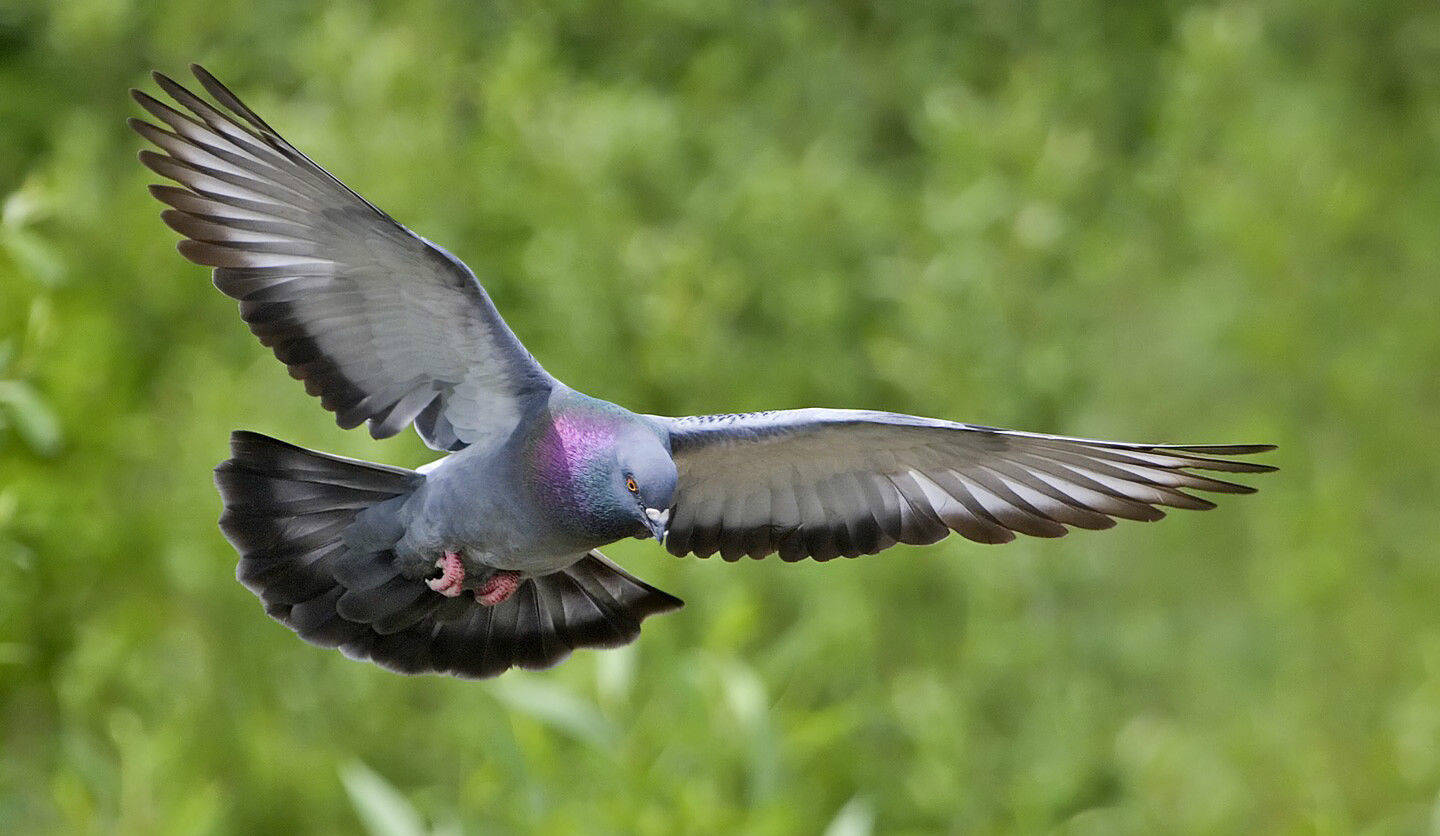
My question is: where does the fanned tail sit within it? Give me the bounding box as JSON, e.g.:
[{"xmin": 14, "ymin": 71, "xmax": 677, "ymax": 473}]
[
  {"xmin": 342, "ymin": 552, "xmax": 683, "ymax": 678},
  {"xmin": 215, "ymin": 431, "xmax": 682, "ymax": 677}
]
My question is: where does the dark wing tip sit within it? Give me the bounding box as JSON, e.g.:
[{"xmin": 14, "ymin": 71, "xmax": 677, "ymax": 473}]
[
  {"xmin": 1145, "ymin": 442, "xmax": 1279, "ymax": 475},
  {"xmin": 189, "ymin": 63, "xmax": 277, "ymax": 135},
  {"xmin": 1169, "ymin": 443, "xmax": 1277, "ymax": 455},
  {"xmin": 175, "ymin": 238, "xmax": 228, "ymax": 266},
  {"xmin": 134, "ymin": 148, "xmax": 169, "ymax": 174},
  {"xmin": 643, "ymin": 587, "xmax": 685, "ymax": 615},
  {"xmin": 146, "ymin": 183, "xmax": 183, "ymax": 205},
  {"xmin": 159, "ymin": 208, "xmax": 203, "ymax": 238},
  {"xmin": 1183, "ymin": 494, "xmax": 1219, "ymax": 511},
  {"xmin": 191, "ymin": 63, "xmax": 227, "ymax": 94},
  {"xmin": 228, "ymin": 428, "xmax": 267, "ymax": 448}
]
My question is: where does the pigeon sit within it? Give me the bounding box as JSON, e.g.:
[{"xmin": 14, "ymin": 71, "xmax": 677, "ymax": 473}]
[{"xmin": 130, "ymin": 66, "xmax": 1276, "ymax": 679}]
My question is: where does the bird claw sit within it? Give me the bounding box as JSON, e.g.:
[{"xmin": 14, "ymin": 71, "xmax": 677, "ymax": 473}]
[
  {"xmin": 476, "ymin": 570, "xmax": 521, "ymax": 606},
  {"xmin": 426, "ymin": 551, "xmax": 465, "ymax": 597}
]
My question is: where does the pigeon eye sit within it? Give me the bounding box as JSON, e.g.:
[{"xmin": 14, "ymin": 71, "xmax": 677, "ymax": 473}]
[{"xmin": 626, "ymin": 476, "xmax": 639, "ymax": 493}]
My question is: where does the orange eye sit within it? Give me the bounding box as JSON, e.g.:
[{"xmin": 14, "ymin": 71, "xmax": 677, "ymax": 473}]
[{"xmin": 625, "ymin": 477, "xmax": 638, "ymax": 493}]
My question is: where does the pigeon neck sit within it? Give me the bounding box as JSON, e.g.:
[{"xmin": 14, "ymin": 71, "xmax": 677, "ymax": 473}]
[{"xmin": 523, "ymin": 397, "xmax": 637, "ymax": 542}]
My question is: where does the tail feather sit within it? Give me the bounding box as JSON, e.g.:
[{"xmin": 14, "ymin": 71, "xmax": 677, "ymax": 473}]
[
  {"xmin": 331, "ymin": 551, "xmax": 683, "ymax": 677},
  {"xmin": 215, "ymin": 430, "xmax": 682, "ymax": 678}
]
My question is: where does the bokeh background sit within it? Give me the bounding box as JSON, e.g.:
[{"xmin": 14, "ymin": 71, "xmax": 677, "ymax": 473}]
[{"xmin": 1, "ymin": 1, "xmax": 1437, "ymax": 832}]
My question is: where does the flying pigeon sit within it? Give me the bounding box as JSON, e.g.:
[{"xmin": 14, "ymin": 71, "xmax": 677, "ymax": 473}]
[{"xmin": 130, "ymin": 66, "xmax": 1276, "ymax": 679}]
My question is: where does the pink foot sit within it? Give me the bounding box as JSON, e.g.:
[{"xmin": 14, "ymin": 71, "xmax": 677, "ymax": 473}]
[
  {"xmin": 426, "ymin": 551, "xmax": 465, "ymax": 597},
  {"xmin": 476, "ymin": 570, "xmax": 521, "ymax": 606}
]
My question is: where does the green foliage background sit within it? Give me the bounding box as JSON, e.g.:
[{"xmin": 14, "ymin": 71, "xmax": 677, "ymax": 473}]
[{"xmin": 1, "ymin": 1, "xmax": 1437, "ymax": 832}]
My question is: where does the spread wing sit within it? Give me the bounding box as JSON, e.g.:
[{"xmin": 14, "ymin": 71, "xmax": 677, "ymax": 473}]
[
  {"xmin": 654, "ymin": 409, "xmax": 1276, "ymax": 561},
  {"xmin": 131, "ymin": 65, "xmax": 554, "ymax": 451}
]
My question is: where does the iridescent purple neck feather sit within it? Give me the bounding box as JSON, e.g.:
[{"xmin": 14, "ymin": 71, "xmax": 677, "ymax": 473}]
[{"xmin": 523, "ymin": 396, "xmax": 667, "ymax": 543}]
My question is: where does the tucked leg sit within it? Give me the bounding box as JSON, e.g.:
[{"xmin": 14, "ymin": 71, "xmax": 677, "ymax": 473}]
[
  {"xmin": 476, "ymin": 570, "xmax": 522, "ymax": 606},
  {"xmin": 425, "ymin": 551, "xmax": 466, "ymax": 597}
]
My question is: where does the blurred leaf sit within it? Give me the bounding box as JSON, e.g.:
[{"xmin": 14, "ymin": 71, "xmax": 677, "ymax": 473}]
[
  {"xmin": 0, "ymin": 379, "xmax": 61, "ymax": 455},
  {"xmin": 0, "ymin": 488, "xmax": 17, "ymax": 527},
  {"xmin": 823, "ymin": 797, "xmax": 875, "ymax": 836},
  {"xmin": 2, "ymin": 182, "xmax": 48, "ymax": 229},
  {"xmin": 488, "ymin": 675, "xmax": 616, "ymax": 749},
  {"xmin": 719, "ymin": 658, "xmax": 767, "ymax": 730},
  {"xmin": 0, "ymin": 642, "xmax": 32, "ymax": 664},
  {"xmin": 339, "ymin": 761, "xmax": 425, "ymax": 836},
  {"xmin": 2, "ymin": 228, "xmax": 64, "ymax": 286},
  {"xmin": 595, "ymin": 642, "xmax": 635, "ymax": 706}
]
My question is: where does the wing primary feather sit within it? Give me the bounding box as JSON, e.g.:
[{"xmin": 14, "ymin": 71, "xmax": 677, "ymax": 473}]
[
  {"xmin": 933, "ymin": 469, "xmax": 1066, "ymax": 539},
  {"xmin": 1014, "ymin": 456, "xmax": 1168, "ymax": 521},
  {"xmin": 1027, "ymin": 447, "xmax": 1238, "ymax": 502},
  {"xmin": 964, "ymin": 466, "xmax": 1076, "ymax": 534},
  {"xmin": 1040, "ymin": 455, "xmax": 1217, "ymax": 510},
  {"xmin": 910, "ymin": 470, "xmax": 1016, "ymax": 544},
  {"xmin": 885, "ymin": 471, "xmax": 952, "ymax": 545}
]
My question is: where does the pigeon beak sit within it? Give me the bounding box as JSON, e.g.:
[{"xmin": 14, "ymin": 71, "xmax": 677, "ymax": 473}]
[{"xmin": 643, "ymin": 507, "xmax": 670, "ymax": 543}]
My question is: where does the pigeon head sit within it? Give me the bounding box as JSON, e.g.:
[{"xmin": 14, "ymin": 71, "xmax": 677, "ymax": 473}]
[
  {"xmin": 526, "ymin": 400, "xmax": 676, "ymax": 544},
  {"xmin": 614, "ymin": 427, "xmax": 678, "ymax": 540}
]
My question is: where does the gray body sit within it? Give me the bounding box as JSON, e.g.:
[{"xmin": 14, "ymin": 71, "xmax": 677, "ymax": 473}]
[
  {"xmin": 393, "ymin": 419, "xmax": 568, "ymax": 577},
  {"xmin": 384, "ymin": 390, "xmax": 656, "ymax": 581}
]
